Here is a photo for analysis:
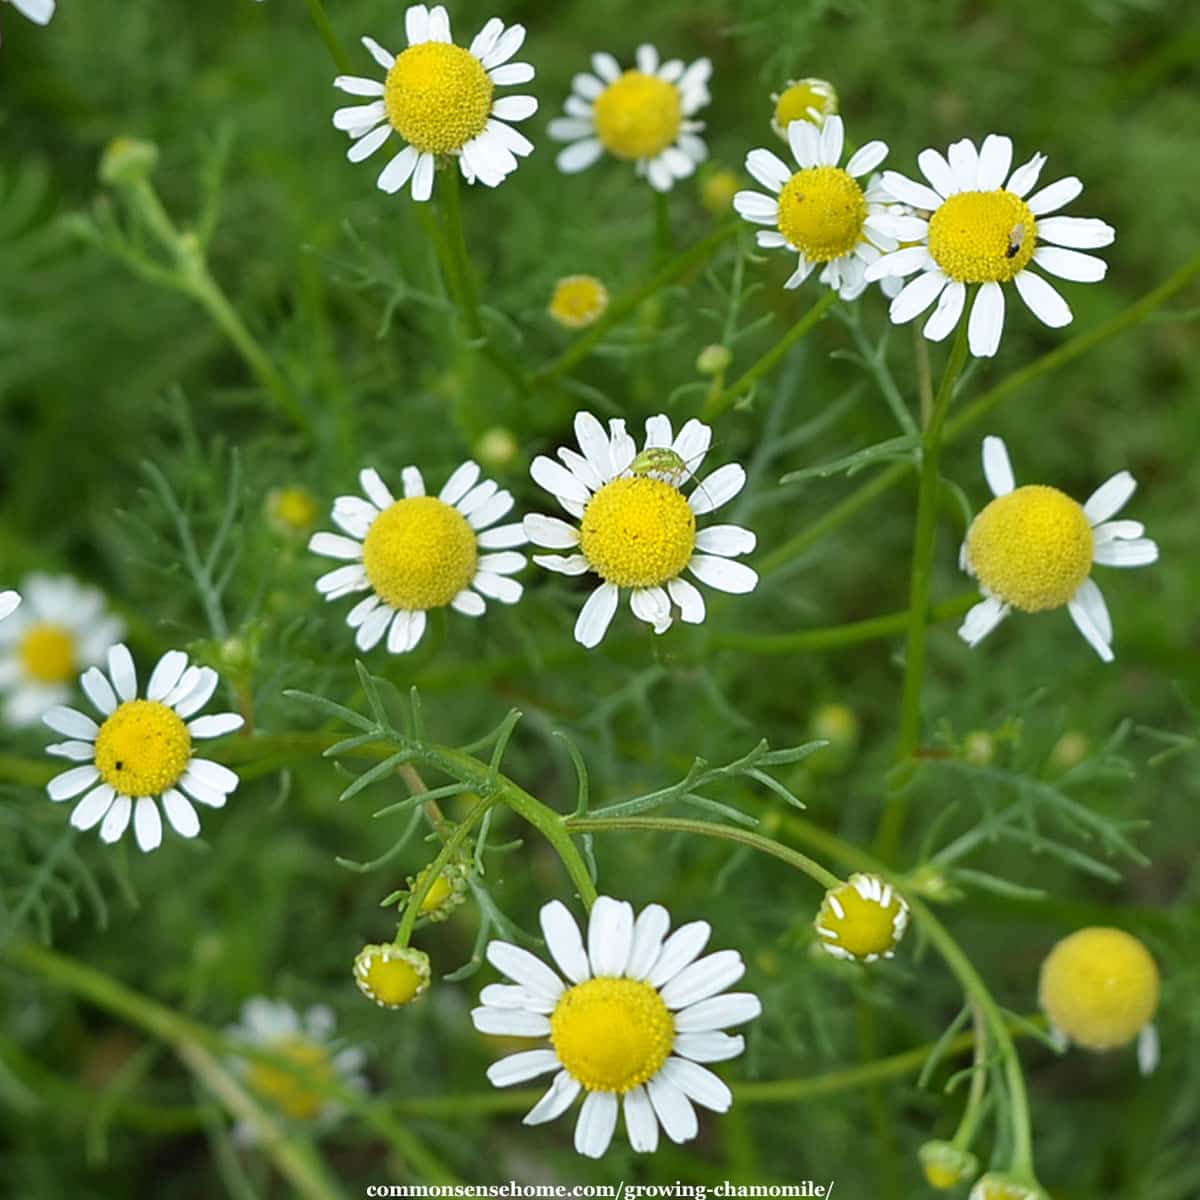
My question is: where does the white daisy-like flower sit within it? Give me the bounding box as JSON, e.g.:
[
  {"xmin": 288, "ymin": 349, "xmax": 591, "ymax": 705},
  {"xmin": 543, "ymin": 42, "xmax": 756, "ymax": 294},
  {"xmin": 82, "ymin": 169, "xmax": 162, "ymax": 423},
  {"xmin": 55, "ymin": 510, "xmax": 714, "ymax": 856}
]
[
  {"xmin": 959, "ymin": 436, "xmax": 1158, "ymax": 661},
  {"xmin": 813, "ymin": 873, "xmax": 910, "ymax": 964},
  {"xmin": 0, "ymin": 574, "xmax": 125, "ymax": 727},
  {"xmin": 332, "ymin": 4, "xmax": 537, "ymax": 202},
  {"xmin": 0, "ymin": 591, "xmax": 19, "ymax": 623},
  {"xmin": 226, "ymin": 997, "xmax": 367, "ymax": 1141},
  {"xmin": 523, "ymin": 413, "xmax": 758, "ymax": 649},
  {"xmin": 309, "ymin": 462, "xmax": 527, "ymax": 654},
  {"xmin": 472, "ymin": 895, "xmax": 761, "ymax": 1159},
  {"xmin": 733, "ymin": 116, "xmax": 895, "ymax": 300},
  {"xmin": 549, "ymin": 45, "xmax": 711, "ymax": 193},
  {"xmin": 864, "ymin": 134, "xmax": 1115, "ymax": 357},
  {"xmin": 769, "ymin": 77, "xmax": 837, "ymax": 140},
  {"xmin": 42, "ymin": 645, "xmax": 245, "ymax": 852}
]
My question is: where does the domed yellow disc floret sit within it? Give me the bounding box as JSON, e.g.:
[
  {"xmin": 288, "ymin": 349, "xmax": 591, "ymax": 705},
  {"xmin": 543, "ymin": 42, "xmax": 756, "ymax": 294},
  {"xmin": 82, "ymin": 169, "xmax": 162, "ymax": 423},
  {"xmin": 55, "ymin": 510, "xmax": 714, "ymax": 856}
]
[
  {"xmin": 550, "ymin": 977, "xmax": 674, "ymax": 1093},
  {"xmin": 384, "ymin": 42, "xmax": 494, "ymax": 155},
  {"xmin": 928, "ymin": 190, "xmax": 1037, "ymax": 283},
  {"xmin": 815, "ymin": 873, "xmax": 909, "ymax": 962},
  {"xmin": 94, "ymin": 700, "xmax": 192, "ymax": 796},
  {"xmin": 362, "ymin": 496, "xmax": 478, "ymax": 611},
  {"xmin": 580, "ymin": 477, "xmax": 696, "ymax": 589},
  {"xmin": 966, "ymin": 485, "xmax": 1093, "ymax": 613},
  {"xmin": 549, "ymin": 275, "xmax": 610, "ymax": 329},
  {"xmin": 246, "ymin": 1037, "xmax": 335, "ymax": 1121},
  {"xmin": 1039, "ymin": 926, "xmax": 1160, "ymax": 1051},
  {"xmin": 773, "ymin": 78, "xmax": 837, "ymax": 131},
  {"xmin": 777, "ymin": 167, "xmax": 867, "ymax": 262},
  {"xmin": 593, "ymin": 71, "xmax": 682, "ymax": 161},
  {"xmin": 19, "ymin": 623, "xmax": 77, "ymax": 684},
  {"xmin": 353, "ymin": 943, "xmax": 432, "ymax": 1009}
]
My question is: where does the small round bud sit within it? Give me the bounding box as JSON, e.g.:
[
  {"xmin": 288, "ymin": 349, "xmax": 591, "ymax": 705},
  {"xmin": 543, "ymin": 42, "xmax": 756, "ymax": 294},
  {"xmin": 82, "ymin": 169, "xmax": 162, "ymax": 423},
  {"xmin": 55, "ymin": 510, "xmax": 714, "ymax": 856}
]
[
  {"xmin": 1048, "ymin": 731, "xmax": 1089, "ymax": 772},
  {"xmin": 814, "ymin": 873, "xmax": 910, "ymax": 963},
  {"xmin": 908, "ymin": 865, "xmax": 964, "ymax": 905},
  {"xmin": 99, "ymin": 137, "xmax": 160, "ymax": 187},
  {"xmin": 408, "ymin": 861, "xmax": 468, "ymax": 923},
  {"xmin": 474, "ymin": 426, "xmax": 520, "ymax": 472},
  {"xmin": 353, "ymin": 944, "xmax": 431, "ymax": 1009},
  {"xmin": 771, "ymin": 78, "xmax": 838, "ymax": 140},
  {"xmin": 266, "ymin": 486, "xmax": 319, "ymax": 537},
  {"xmin": 1038, "ymin": 927, "xmax": 1159, "ymax": 1052},
  {"xmin": 807, "ymin": 702, "xmax": 860, "ymax": 774},
  {"xmin": 963, "ymin": 730, "xmax": 996, "ymax": 767},
  {"xmin": 696, "ymin": 344, "xmax": 733, "ymax": 375},
  {"xmin": 548, "ymin": 275, "xmax": 609, "ymax": 329},
  {"xmin": 700, "ymin": 168, "xmax": 740, "ymax": 216},
  {"xmin": 919, "ymin": 1141, "xmax": 979, "ymax": 1191},
  {"xmin": 969, "ymin": 1173, "xmax": 1048, "ymax": 1200}
]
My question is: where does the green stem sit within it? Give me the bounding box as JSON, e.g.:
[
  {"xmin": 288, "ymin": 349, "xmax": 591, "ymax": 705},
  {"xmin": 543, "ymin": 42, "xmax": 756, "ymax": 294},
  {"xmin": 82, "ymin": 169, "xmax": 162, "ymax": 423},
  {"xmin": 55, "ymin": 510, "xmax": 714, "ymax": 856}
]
[
  {"xmin": 303, "ymin": 0, "xmax": 351, "ymax": 73},
  {"xmin": 702, "ymin": 289, "xmax": 839, "ymax": 420},
  {"xmin": 877, "ymin": 307, "xmax": 973, "ymax": 862},
  {"xmin": 534, "ymin": 222, "xmax": 738, "ymax": 383},
  {"xmin": 712, "ymin": 593, "xmax": 976, "ymax": 654},
  {"xmin": 953, "ymin": 1004, "xmax": 989, "ymax": 1151}
]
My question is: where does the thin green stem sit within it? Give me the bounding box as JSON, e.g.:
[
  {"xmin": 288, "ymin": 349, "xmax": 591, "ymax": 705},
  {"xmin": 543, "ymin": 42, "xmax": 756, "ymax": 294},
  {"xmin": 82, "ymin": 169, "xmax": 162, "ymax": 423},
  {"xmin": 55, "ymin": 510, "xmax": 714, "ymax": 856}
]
[
  {"xmin": 953, "ymin": 1004, "xmax": 989, "ymax": 1151},
  {"xmin": 303, "ymin": 0, "xmax": 352, "ymax": 73},
  {"xmin": 534, "ymin": 222, "xmax": 738, "ymax": 383},
  {"xmin": 702, "ymin": 289, "xmax": 839, "ymax": 420},
  {"xmin": 877, "ymin": 306, "xmax": 972, "ymax": 862}
]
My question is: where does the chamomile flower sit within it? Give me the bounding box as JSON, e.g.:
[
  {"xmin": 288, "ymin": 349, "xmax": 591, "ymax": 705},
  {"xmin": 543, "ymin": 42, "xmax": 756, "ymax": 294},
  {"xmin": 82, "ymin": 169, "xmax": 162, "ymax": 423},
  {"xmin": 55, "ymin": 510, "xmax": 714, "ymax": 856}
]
[
  {"xmin": 1038, "ymin": 927, "xmax": 1161, "ymax": 1075},
  {"xmin": 969, "ymin": 1175, "xmax": 1049, "ymax": 1200},
  {"xmin": 549, "ymin": 275, "xmax": 609, "ymax": 329},
  {"xmin": 472, "ymin": 896, "xmax": 761, "ymax": 1159},
  {"xmin": 959, "ymin": 436, "xmax": 1158, "ymax": 661},
  {"xmin": 354, "ymin": 943, "xmax": 432, "ymax": 1009},
  {"xmin": 310, "ymin": 463, "xmax": 527, "ymax": 654},
  {"xmin": 42, "ymin": 645, "xmax": 244, "ymax": 852},
  {"xmin": 813, "ymin": 873, "xmax": 910, "ymax": 963},
  {"xmin": 0, "ymin": 591, "xmax": 21, "ymax": 623},
  {"xmin": 550, "ymin": 45, "xmax": 711, "ymax": 193},
  {"xmin": 523, "ymin": 413, "xmax": 758, "ymax": 649},
  {"xmin": 333, "ymin": 5, "xmax": 537, "ymax": 202},
  {"xmin": 733, "ymin": 116, "xmax": 895, "ymax": 300},
  {"xmin": 865, "ymin": 134, "xmax": 1115, "ymax": 356},
  {"xmin": 0, "ymin": 574, "xmax": 125, "ymax": 727},
  {"xmin": 770, "ymin": 77, "xmax": 837, "ymax": 139},
  {"xmin": 227, "ymin": 998, "xmax": 367, "ymax": 1139}
]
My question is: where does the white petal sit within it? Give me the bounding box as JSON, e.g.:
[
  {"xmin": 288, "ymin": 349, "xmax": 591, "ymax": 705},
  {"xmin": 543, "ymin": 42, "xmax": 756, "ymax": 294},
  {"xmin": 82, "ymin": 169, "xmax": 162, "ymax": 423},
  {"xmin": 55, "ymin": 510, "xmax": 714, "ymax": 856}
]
[
  {"xmin": 818, "ymin": 114, "xmax": 844, "ymax": 166},
  {"xmin": 1138, "ymin": 1024, "xmax": 1160, "ymax": 1077},
  {"xmin": 1092, "ymin": 538, "xmax": 1158, "ymax": 567},
  {"xmin": 671, "ymin": 419, "xmax": 711, "ymax": 476},
  {"xmin": 1094, "ymin": 519, "xmax": 1144, "ymax": 543},
  {"xmin": 486, "ymin": 1049, "xmax": 561, "ymax": 1088},
  {"xmin": 405, "ymin": 4, "xmax": 429, "ymax": 45},
  {"xmin": 411, "ymin": 152, "xmax": 436, "ymax": 202},
  {"xmin": 493, "ymin": 95, "xmax": 538, "ymax": 123},
  {"xmin": 1068, "ymin": 591, "xmax": 1114, "ymax": 662},
  {"xmin": 522, "ymin": 1070, "xmax": 581, "ymax": 1125},
  {"xmin": 846, "ymin": 140, "xmax": 887, "ymax": 178},
  {"xmin": 451, "ymin": 590, "xmax": 486, "ymax": 617},
  {"xmin": 309, "ymin": 532, "xmax": 362, "ymax": 561},
  {"xmin": 667, "ymin": 577, "xmax": 706, "ymax": 624},
  {"xmin": 485, "ymin": 118, "xmax": 533, "ymax": 159},
  {"xmin": 473, "ymin": 571, "xmax": 522, "ymax": 604},
  {"xmin": 982, "ymin": 435, "xmax": 1016, "ymax": 496},
  {"xmin": 591, "ymin": 51, "xmax": 620, "ymax": 82},
  {"xmin": 162, "ymin": 788, "xmax": 201, "ymax": 839},
  {"xmin": 865, "ymin": 245, "xmax": 933, "ymax": 281},
  {"xmin": 968, "ymin": 281, "xmax": 1006, "ymax": 358},
  {"xmin": 481, "ymin": 23, "xmax": 526, "ymax": 70},
  {"xmin": 99, "ymin": 795, "xmax": 133, "ymax": 844},
  {"xmin": 69, "ymin": 785, "xmax": 115, "ymax": 831},
  {"xmin": 471, "ymin": 1007, "xmax": 552, "ymax": 1037},
  {"xmin": 133, "ymin": 797, "xmax": 163, "ymax": 853},
  {"xmin": 477, "ymin": 522, "xmax": 527, "ymax": 549},
  {"xmin": 694, "ymin": 525, "xmax": 756, "ymax": 557},
  {"xmin": 523, "ymin": 514, "xmax": 580, "ymax": 549},
  {"xmin": 1083, "ymin": 471, "xmax": 1136, "ymax": 524},
  {"xmin": 469, "ymin": 492, "xmax": 516, "ymax": 531},
  {"xmin": 531, "ymin": 455, "xmax": 592, "ymax": 506},
  {"xmin": 548, "ymin": 117, "xmax": 594, "ymax": 141},
  {"xmin": 1033, "ymin": 245, "xmax": 1107, "ymax": 283},
  {"xmin": 46, "ymin": 740, "xmax": 96, "ymax": 762},
  {"xmin": 480, "ymin": 984, "xmax": 555, "ymax": 1011},
  {"xmin": 574, "ymin": 1090, "xmax": 618, "ymax": 1159},
  {"xmin": 976, "ymin": 134, "xmax": 1013, "ymax": 190},
  {"xmin": 647, "ymin": 921, "xmax": 710, "ymax": 988},
  {"xmin": 923, "ymin": 279, "xmax": 967, "ymax": 342},
  {"xmin": 646, "ymin": 1075, "xmax": 698, "ymax": 1144},
  {"xmin": 486, "ymin": 942, "xmax": 565, "ymax": 1002},
  {"xmin": 1014, "ymin": 269, "xmax": 1073, "ymax": 328},
  {"xmin": 636, "ymin": 43, "xmax": 659, "ymax": 74},
  {"xmin": 80, "ymin": 668, "xmax": 118, "ymax": 717},
  {"xmin": 48, "ymin": 765, "xmax": 100, "ymax": 802},
  {"xmin": 674, "ymin": 992, "xmax": 762, "ymax": 1032},
  {"xmin": 643, "ymin": 413, "xmax": 673, "ymax": 450},
  {"xmin": 186, "ymin": 758, "xmax": 240, "ymax": 794},
  {"xmin": 172, "ymin": 668, "xmax": 219, "ymax": 718},
  {"xmin": 916, "ymin": 147, "xmax": 956, "ymax": 197},
  {"xmin": 1037, "ymin": 216, "xmax": 1115, "ymax": 249},
  {"xmin": 43, "ymin": 706, "xmax": 99, "ymax": 741},
  {"xmin": 540, "ymin": 900, "xmax": 591, "ymax": 984},
  {"xmin": 557, "ymin": 137, "xmax": 605, "ymax": 174},
  {"xmin": 478, "ymin": 551, "xmax": 525, "ymax": 575},
  {"xmin": 673, "ymin": 1031, "xmax": 746, "ymax": 1063},
  {"xmin": 688, "ymin": 555, "xmax": 758, "ymax": 595},
  {"xmin": 623, "ymin": 1086, "xmax": 659, "ymax": 1154},
  {"xmin": 378, "ymin": 145, "xmax": 421, "ymax": 194},
  {"xmin": 890, "ymin": 271, "xmax": 947, "ymax": 323},
  {"xmin": 787, "ymin": 120, "xmax": 820, "ymax": 169},
  {"xmin": 660, "ymin": 950, "xmax": 745, "ymax": 1010},
  {"xmin": 689, "ymin": 463, "xmax": 745, "ymax": 515},
  {"xmin": 1006, "ymin": 151, "xmax": 1047, "ymax": 198},
  {"xmin": 401, "ymin": 466, "xmax": 425, "ymax": 498},
  {"xmin": 533, "ymin": 553, "xmax": 591, "ymax": 576},
  {"xmin": 732, "ymin": 190, "xmax": 779, "ymax": 226},
  {"xmin": 1028, "ymin": 176, "xmax": 1083, "ymax": 215},
  {"xmin": 355, "ymin": 604, "xmax": 392, "ymax": 651},
  {"xmin": 361, "ymin": 36, "xmax": 394, "ymax": 69},
  {"xmin": 468, "ymin": 15, "xmax": 503, "ymax": 60},
  {"xmin": 333, "ymin": 75, "xmax": 384, "ymax": 98},
  {"xmin": 630, "ymin": 587, "xmax": 672, "ymax": 634},
  {"xmin": 358, "ymin": 468, "xmax": 394, "ymax": 509},
  {"xmin": 661, "ymin": 1056, "xmax": 732, "ymax": 1112},
  {"xmin": 745, "ymin": 148, "xmax": 791, "ymax": 193},
  {"xmin": 878, "ymin": 171, "xmax": 943, "ymax": 211},
  {"xmin": 587, "ymin": 896, "xmax": 634, "ymax": 976},
  {"xmin": 332, "ymin": 496, "xmax": 377, "ymax": 538},
  {"xmin": 626, "ymin": 904, "xmax": 672, "ymax": 981},
  {"xmin": 188, "ymin": 715, "xmax": 244, "ymax": 745},
  {"xmin": 490, "ymin": 62, "xmax": 534, "ymax": 86},
  {"xmin": 958, "ymin": 596, "xmax": 1009, "ymax": 646},
  {"xmin": 1071, "ymin": 577, "xmax": 1113, "ymax": 643},
  {"xmin": 947, "ymin": 137, "xmax": 980, "ymax": 190},
  {"xmin": 574, "ymin": 582, "xmax": 619, "ymax": 649},
  {"xmin": 108, "ymin": 644, "xmax": 137, "ymax": 701}
]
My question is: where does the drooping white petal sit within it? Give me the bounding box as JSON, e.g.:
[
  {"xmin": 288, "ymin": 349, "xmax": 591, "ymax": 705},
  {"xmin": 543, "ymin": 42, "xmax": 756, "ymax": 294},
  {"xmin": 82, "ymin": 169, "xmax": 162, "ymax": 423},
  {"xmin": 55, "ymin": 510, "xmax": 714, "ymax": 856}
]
[
  {"xmin": 660, "ymin": 1057, "xmax": 733, "ymax": 1112},
  {"xmin": 1068, "ymin": 589, "xmax": 1114, "ymax": 662},
  {"xmin": 923, "ymin": 280, "xmax": 967, "ymax": 342},
  {"xmin": 99, "ymin": 795, "xmax": 133, "ymax": 844},
  {"xmin": 967, "ymin": 281, "xmax": 1006, "ymax": 358},
  {"xmin": 630, "ymin": 587, "xmax": 672, "ymax": 633},
  {"xmin": 958, "ymin": 596, "xmax": 1009, "ymax": 646},
  {"xmin": 70, "ymin": 785, "xmax": 115, "ymax": 831},
  {"xmin": 646, "ymin": 1074, "xmax": 698, "ymax": 1143},
  {"xmin": 522, "ymin": 1070, "xmax": 581, "ymax": 1125},
  {"xmin": 668, "ymin": 577, "xmax": 706, "ymax": 624},
  {"xmin": 1014, "ymin": 269, "xmax": 1073, "ymax": 328},
  {"xmin": 574, "ymin": 582, "xmax": 619, "ymax": 649},
  {"xmin": 623, "ymin": 1086, "xmax": 659, "ymax": 1154},
  {"xmin": 378, "ymin": 145, "xmax": 421, "ymax": 194},
  {"xmin": 133, "ymin": 797, "xmax": 163, "ymax": 853},
  {"xmin": 890, "ymin": 271, "xmax": 947, "ymax": 323},
  {"xmin": 574, "ymin": 1091, "xmax": 618, "ymax": 1160},
  {"xmin": 162, "ymin": 788, "xmax": 200, "ymax": 838},
  {"xmin": 411, "ymin": 152, "xmax": 436, "ymax": 202}
]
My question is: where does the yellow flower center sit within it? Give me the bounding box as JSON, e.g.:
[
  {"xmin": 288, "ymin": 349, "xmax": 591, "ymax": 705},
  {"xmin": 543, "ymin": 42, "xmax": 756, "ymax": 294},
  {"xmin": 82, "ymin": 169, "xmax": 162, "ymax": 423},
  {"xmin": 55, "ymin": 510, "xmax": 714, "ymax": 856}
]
[
  {"xmin": 384, "ymin": 42, "xmax": 494, "ymax": 155},
  {"xmin": 549, "ymin": 275, "xmax": 609, "ymax": 329},
  {"xmin": 550, "ymin": 977, "xmax": 675, "ymax": 1093},
  {"xmin": 815, "ymin": 874, "xmax": 907, "ymax": 961},
  {"xmin": 94, "ymin": 700, "xmax": 192, "ymax": 797},
  {"xmin": 354, "ymin": 944, "xmax": 431, "ymax": 1008},
  {"xmin": 19, "ymin": 622, "xmax": 77, "ymax": 684},
  {"xmin": 593, "ymin": 71, "xmax": 682, "ymax": 161},
  {"xmin": 927, "ymin": 190, "xmax": 1037, "ymax": 283},
  {"xmin": 966, "ymin": 485, "xmax": 1093, "ymax": 613},
  {"xmin": 777, "ymin": 167, "xmax": 867, "ymax": 262},
  {"xmin": 1039, "ymin": 927, "xmax": 1160, "ymax": 1051},
  {"xmin": 268, "ymin": 486, "xmax": 319, "ymax": 534},
  {"xmin": 246, "ymin": 1037, "xmax": 335, "ymax": 1121},
  {"xmin": 579, "ymin": 477, "xmax": 696, "ymax": 589},
  {"xmin": 362, "ymin": 496, "xmax": 478, "ymax": 611},
  {"xmin": 774, "ymin": 78, "xmax": 837, "ymax": 130}
]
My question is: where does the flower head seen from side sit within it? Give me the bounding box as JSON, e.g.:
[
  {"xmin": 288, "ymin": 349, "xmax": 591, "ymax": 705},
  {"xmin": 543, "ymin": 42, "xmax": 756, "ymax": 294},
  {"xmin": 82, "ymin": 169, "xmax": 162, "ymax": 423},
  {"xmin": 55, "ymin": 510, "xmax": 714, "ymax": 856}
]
[
  {"xmin": 353, "ymin": 944, "xmax": 431, "ymax": 1009},
  {"xmin": 333, "ymin": 4, "xmax": 536, "ymax": 201},
  {"xmin": 865, "ymin": 134, "xmax": 1115, "ymax": 357},
  {"xmin": 770, "ymin": 77, "xmax": 837, "ymax": 139},
  {"xmin": 959, "ymin": 436, "xmax": 1158, "ymax": 661},
  {"xmin": 310, "ymin": 462, "xmax": 527, "ymax": 654},
  {"xmin": 43, "ymin": 645, "xmax": 244, "ymax": 852},
  {"xmin": 523, "ymin": 413, "xmax": 758, "ymax": 649},
  {"xmin": 1039, "ymin": 926, "xmax": 1161, "ymax": 1075},
  {"xmin": 550, "ymin": 45, "xmax": 711, "ymax": 192},
  {"xmin": 472, "ymin": 896, "xmax": 761, "ymax": 1159},
  {"xmin": 226, "ymin": 998, "xmax": 367, "ymax": 1139},
  {"xmin": 733, "ymin": 116, "xmax": 895, "ymax": 300},
  {"xmin": 814, "ymin": 873, "xmax": 910, "ymax": 963},
  {"xmin": 0, "ymin": 574, "xmax": 125, "ymax": 727}
]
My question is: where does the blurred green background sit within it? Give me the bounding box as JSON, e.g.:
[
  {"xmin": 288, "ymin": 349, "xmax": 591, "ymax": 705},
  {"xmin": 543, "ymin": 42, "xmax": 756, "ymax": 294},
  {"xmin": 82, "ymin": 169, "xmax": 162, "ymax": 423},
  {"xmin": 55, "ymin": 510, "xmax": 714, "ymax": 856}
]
[{"xmin": 1, "ymin": 0, "xmax": 1199, "ymax": 1196}]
